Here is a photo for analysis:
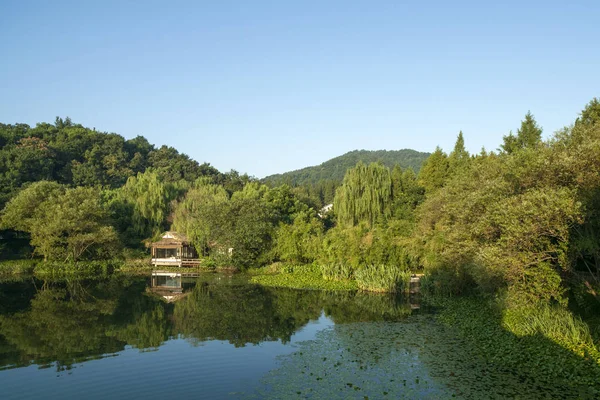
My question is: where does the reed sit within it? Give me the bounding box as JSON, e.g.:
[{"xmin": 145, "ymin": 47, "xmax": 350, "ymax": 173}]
[
  {"xmin": 320, "ymin": 262, "xmax": 354, "ymax": 281},
  {"xmin": 354, "ymin": 264, "xmax": 410, "ymax": 293}
]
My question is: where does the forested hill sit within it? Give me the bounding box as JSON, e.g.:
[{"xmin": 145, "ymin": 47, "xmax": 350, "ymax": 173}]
[
  {"xmin": 262, "ymin": 149, "xmax": 430, "ymax": 186},
  {"xmin": 0, "ymin": 117, "xmax": 251, "ymax": 208}
]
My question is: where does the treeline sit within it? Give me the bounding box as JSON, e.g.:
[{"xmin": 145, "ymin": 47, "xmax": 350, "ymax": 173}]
[
  {"xmin": 0, "ymin": 118, "xmax": 253, "ymax": 259},
  {"xmin": 0, "ymin": 117, "xmax": 252, "ymax": 207},
  {"xmin": 2, "ymin": 100, "xmax": 600, "ymax": 309},
  {"xmin": 415, "ymin": 103, "xmax": 600, "ymax": 308},
  {"xmin": 313, "ymin": 100, "xmax": 600, "ymax": 305}
]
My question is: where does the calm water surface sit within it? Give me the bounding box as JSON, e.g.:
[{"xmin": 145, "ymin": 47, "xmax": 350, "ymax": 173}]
[{"xmin": 0, "ymin": 272, "xmax": 591, "ymax": 399}]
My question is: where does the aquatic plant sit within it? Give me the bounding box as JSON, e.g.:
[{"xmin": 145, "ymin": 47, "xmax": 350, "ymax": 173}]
[
  {"xmin": 320, "ymin": 262, "xmax": 354, "ymax": 281},
  {"xmin": 354, "ymin": 264, "xmax": 410, "ymax": 293},
  {"xmin": 431, "ymin": 296, "xmax": 600, "ymax": 394},
  {"xmin": 33, "ymin": 260, "xmax": 119, "ymax": 278},
  {"xmin": 250, "ymin": 264, "xmax": 357, "ymax": 291}
]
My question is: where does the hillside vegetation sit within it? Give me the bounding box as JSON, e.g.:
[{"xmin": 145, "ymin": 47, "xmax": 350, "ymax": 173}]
[{"xmin": 262, "ymin": 149, "xmax": 430, "ymax": 186}]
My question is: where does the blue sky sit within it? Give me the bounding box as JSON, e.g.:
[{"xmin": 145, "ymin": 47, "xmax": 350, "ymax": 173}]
[{"xmin": 1, "ymin": 1, "xmax": 598, "ymax": 178}]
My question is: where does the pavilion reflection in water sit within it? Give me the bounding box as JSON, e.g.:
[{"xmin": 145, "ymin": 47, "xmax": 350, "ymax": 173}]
[{"xmin": 148, "ymin": 270, "xmax": 199, "ymax": 302}]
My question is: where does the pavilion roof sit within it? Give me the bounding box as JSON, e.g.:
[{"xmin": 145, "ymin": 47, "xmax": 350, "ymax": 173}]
[{"xmin": 151, "ymin": 231, "xmax": 190, "ymax": 246}]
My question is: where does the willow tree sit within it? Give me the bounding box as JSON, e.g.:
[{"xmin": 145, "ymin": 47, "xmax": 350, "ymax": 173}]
[
  {"xmin": 119, "ymin": 169, "xmax": 175, "ymax": 239},
  {"xmin": 333, "ymin": 162, "xmax": 392, "ymax": 227}
]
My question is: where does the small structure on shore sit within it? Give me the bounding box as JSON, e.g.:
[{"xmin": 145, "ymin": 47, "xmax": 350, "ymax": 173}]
[
  {"xmin": 409, "ymin": 273, "xmax": 423, "ymax": 294},
  {"xmin": 150, "ymin": 231, "xmax": 200, "ymax": 267},
  {"xmin": 318, "ymin": 203, "xmax": 333, "ymax": 218}
]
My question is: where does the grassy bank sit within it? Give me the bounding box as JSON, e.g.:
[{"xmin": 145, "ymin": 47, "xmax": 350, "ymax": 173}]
[
  {"xmin": 0, "ymin": 258, "xmax": 237, "ymax": 279},
  {"xmin": 429, "ymin": 296, "xmax": 600, "ymax": 395}
]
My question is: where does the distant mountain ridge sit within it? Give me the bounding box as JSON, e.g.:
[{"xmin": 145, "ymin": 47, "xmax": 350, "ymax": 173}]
[{"xmin": 263, "ymin": 149, "xmax": 431, "ymax": 186}]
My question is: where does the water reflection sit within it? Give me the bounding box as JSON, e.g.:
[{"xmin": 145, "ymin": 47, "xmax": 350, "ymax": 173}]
[
  {"xmin": 0, "ymin": 272, "xmax": 420, "ymax": 371},
  {"xmin": 148, "ymin": 271, "xmax": 196, "ymax": 302}
]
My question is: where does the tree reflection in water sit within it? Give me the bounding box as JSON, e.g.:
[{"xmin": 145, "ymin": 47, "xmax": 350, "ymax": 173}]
[{"xmin": 0, "ymin": 272, "xmax": 420, "ymax": 371}]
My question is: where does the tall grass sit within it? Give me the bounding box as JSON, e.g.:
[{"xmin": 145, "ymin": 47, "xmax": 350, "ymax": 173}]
[
  {"xmin": 251, "ymin": 264, "xmax": 358, "ymax": 291},
  {"xmin": 354, "ymin": 264, "xmax": 410, "ymax": 293},
  {"xmin": 320, "ymin": 262, "xmax": 354, "ymax": 281}
]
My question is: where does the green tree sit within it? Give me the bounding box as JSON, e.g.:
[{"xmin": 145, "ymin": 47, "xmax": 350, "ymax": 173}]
[
  {"xmin": 171, "ymin": 183, "xmax": 229, "ymax": 255},
  {"xmin": 221, "ymin": 196, "xmax": 276, "ymax": 268},
  {"xmin": 118, "ymin": 170, "xmax": 175, "ymax": 240},
  {"xmin": 333, "ymin": 162, "xmax": 393, "ymax": 227},
  {"xmin": 273, "ymin": 210, "xmax": 324, "ymax": 264},
  {"xmin": 501, "ymin": 112, "xmax": 542, "ymax": 154},
  {"xmin": 1, "ymin": 184, "xmax": 119, "ymax": 261},
  {"xmin": 390, "ymin": 167, "xmax": 424, "ymax": 220},
  {"xmin": 1, "ymin": 181, "xmax": 64, "ymax": 233},
  {"xmin": 0, "ymin": 138, "xmax": 55, "ymax": 207},
  {"xmin": 448, "ymin": 131, "xmax": 470, "ymax": 173},
  {"xmin": 148, "ymin": 145, "xmax": 219, "ymax": 183},
  {"xmin": 575, "ymin": 97, "xmax": 600, "ymax": 128},
  {"xmin": 417, "ymin": 147, "xmax": 449, "ymax": 194}
]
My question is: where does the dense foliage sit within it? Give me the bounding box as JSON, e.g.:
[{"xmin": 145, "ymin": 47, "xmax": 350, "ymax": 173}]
[
  {"xmin": 1, "ymin": 101, "xmax": 600, "ymax": 309},
  {"xmin": 1, "ymin": 100, "xmax": 600, "ymax": 381},
  {"xmin": 0, "ymin": 119, "xmax": 253, "ymax": 258}
]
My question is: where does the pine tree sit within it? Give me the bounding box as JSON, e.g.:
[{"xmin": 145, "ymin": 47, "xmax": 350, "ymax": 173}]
[
  {"xmin": 501, "ymin": 112, "xmax": 542, "ymax": 154},
  {"xmin": 517, "ymin": 111, "xmax": 542, "ymax": 148},
  {"xmin": 448, "ymin": 131, "xmax": 470, "ymax": 173},
  {"xmin": 575, "ymin": 97, "xmax": 600, "ymax": 128},
  {"xmin": 417, "ymin": 147, "xmax": 449, "ymax": 194}
]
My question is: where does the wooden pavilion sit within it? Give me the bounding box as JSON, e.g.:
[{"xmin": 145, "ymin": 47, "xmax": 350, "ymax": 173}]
[{"xmin": 150, "ymin": 231, "xmax": 200, "ymax": 267}]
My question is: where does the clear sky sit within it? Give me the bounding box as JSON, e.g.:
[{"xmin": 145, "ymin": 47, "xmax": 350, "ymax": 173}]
[{"xmin": 1, "ymin": 1, "xmax": 599, "ymax": 178}]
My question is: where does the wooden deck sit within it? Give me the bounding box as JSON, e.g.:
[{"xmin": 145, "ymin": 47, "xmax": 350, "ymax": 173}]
[{"xmin": 151, "ymin": 258, "xmax": 202, "ymax": 267}]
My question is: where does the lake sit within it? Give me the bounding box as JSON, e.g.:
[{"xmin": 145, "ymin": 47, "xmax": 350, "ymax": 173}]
[{"xmin": 0, "ymin": 271, "xmax": 595, "ymax": 399}]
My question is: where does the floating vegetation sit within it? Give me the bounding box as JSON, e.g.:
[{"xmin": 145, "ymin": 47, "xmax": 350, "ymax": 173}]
[
  {"xmin": 251, "ymin": 314, "xmax": 600, "ymax": 399},
  {"xmin": 431, "ymin": 297, "xmax": 600, "ymax": 398},
  {"xmin": 251, "ymin": 320, "xmax": 451, "ymax": 399}
]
